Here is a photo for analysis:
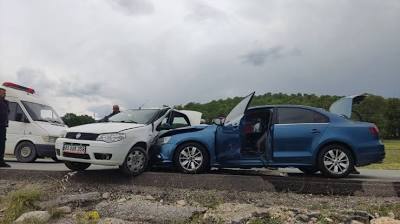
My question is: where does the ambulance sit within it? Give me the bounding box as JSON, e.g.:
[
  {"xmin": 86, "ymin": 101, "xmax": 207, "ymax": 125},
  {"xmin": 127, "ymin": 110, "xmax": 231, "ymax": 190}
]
[{"xmin": 2, "ymin": 82, "xmax": 67, "ymax": 162}]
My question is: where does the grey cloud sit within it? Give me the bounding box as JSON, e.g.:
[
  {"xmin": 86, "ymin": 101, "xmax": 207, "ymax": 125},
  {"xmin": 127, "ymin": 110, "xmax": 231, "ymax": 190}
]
[
  {"xmin": 59, "ymin": 82, "xmax": 102, "ymax": 98},
  {"xmin": 16, "ymin": 68, "xmax": 56, "ymax": 94},
  {"xmin": 241, "ymin": 46, "xmax": 302, "ymax": 66},
  {"xmin": 110, "ymin": 0, "xmax": 154, "ymax": 16},
  {"xmin": 87, "ymin": 104, "xmax": 113, "ymax": 119},
  {"xmin": 16, "ymin": 67, "xmax": 103, "ymax": 99},
  {"xmin": 185, "ymin": 2, "xmax": 227, "ymax": 22}
]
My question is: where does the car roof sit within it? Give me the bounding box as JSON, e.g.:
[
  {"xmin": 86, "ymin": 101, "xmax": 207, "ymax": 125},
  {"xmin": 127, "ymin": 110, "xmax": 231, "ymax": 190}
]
[{"xmin": 248, "ymin": 105, "xmax": 328, "ymax": 113}]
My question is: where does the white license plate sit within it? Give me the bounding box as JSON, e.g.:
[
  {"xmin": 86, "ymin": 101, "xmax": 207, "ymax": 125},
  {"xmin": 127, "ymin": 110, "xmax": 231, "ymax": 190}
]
[{"xmin": 63, "ymin": 144, "xmax": 86, "ymax": 154}]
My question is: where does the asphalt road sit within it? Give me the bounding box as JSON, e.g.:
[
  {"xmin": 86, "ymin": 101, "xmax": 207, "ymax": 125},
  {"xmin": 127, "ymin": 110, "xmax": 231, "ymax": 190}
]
[
  {"xmin": 1, "ymin": 158, "xmax": 399, "ymax": 197},
  {"xmin": 2, "ymin": 158, "xmax": 399, "ymax": 182}
]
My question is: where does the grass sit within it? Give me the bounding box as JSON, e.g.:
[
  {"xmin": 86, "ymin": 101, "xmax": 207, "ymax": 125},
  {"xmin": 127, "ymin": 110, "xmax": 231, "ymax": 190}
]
[
  {"xmin": 365, "ymin": 140, "xmax": 400, "ymax": 170},
  {"xmin": 0, "ymin": 185, "xmax": 43, "ymax": 224},
  {"xmin": 356, "ymin": 202, "xmax": 400, "ymax": 219}
]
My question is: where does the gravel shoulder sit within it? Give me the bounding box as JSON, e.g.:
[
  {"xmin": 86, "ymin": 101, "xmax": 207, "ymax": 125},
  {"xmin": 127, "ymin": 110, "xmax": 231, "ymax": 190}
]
[{"xmin": 0, "ymin": 177, "xmax": 399, "ymax": 224}]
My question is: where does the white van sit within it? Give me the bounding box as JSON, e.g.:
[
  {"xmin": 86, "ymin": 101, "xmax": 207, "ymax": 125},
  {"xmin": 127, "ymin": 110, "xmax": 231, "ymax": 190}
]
[{"xmin": 3, "ymin": 82, "xmax": 67, "ymax": 162}]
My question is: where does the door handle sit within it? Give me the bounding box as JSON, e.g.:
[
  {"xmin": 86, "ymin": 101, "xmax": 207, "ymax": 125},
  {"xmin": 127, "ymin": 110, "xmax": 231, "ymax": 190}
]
[{"xmin": 311, "ymin": 129, "xmax": 321, "ymax": 134}]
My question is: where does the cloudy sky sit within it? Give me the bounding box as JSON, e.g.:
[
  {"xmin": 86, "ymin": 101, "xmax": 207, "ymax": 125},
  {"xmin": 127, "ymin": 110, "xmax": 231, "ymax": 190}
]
[{"xmin": 0, "ymin": 0, "xmax": 399, "ymax": 118}]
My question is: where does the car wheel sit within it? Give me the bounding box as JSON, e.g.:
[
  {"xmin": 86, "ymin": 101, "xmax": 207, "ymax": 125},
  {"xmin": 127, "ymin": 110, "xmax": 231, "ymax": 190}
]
[
  {"xmin": 120, "ymin": 147, "xmax": 148, "ymax": 176},
  {"xmin": 15, "ymin": 142, "xmax": 37, "ymax": 163},
  {"xmin": 64, "ymin": 161, "xmax": 91, "ymax": 171},
  {"xmin": 174, "ymin": 142, "xmax": 209, "ymax": 174},
  {"xmin": 298, "ymin": 167, "xmax": 319, "ymax": 175},
  {"xmin": 318, "ymin": 144, "xmax": 354, "ymax": 178}
]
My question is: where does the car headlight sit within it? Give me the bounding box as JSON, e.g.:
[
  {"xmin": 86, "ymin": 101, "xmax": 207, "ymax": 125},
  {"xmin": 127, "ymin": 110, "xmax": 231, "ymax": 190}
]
[
  {"xmin": 157, "ymin": 136, "xmax": 171, "ymax": 145},
  {"xmin": 42, "ymin": 136, "xmax": 58, "ymax": 143},
  {"xmin": 96, "ymin": 133, "xmax": 126, "ymax": 143}
]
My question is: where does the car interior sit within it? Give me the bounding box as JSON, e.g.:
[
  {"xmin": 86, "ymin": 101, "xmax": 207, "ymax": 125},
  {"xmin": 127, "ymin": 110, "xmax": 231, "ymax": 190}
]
[{"xmin": 240, "ymin": 109, "xmax": 272, "ymax": 155}]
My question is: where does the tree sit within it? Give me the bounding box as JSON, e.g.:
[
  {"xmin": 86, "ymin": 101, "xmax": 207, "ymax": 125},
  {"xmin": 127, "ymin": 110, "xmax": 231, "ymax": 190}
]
[{"xmin": 62, "ymin": 113, "xmax": 95, "ymax": 127}]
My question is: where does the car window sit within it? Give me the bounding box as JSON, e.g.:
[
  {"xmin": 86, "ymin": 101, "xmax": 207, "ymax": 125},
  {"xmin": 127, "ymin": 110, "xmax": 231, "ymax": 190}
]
[
  {"xmin": 277, "ymin": 108, "xmax": 329, "ymax": 124},
  {"xmin": 8, "ymin": 102, "xmax": 27, "ymax": 122}
]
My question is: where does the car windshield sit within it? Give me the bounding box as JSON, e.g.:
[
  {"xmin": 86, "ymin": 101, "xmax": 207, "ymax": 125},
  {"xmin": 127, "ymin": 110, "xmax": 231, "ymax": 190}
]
[
  {"xmin": 109, "ymin": 109, "xmax": 160, "ymax": 124},
  {"xmin": 22, "ymin": 101, "xmax": 64, "ymax": 124}
]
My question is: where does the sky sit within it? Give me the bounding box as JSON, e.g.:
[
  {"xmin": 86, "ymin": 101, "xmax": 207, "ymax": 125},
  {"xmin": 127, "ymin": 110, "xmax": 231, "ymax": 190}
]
[{"xmin": 0, "ymin": 0, "xmax": 399, "ymax": 118}]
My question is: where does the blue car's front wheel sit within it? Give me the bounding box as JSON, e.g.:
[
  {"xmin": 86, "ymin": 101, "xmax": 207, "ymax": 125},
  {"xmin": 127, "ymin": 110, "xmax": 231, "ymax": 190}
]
[{"xmin": 174, "ymin": 142, "xmax": 210, "ymax": 174}]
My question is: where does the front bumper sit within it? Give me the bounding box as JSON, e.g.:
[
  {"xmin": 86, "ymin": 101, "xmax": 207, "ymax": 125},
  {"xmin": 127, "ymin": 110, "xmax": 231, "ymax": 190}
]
[
  {"xmin": 36, "ymin": 144, "xmax": 57, "ymax": 158},
  {"xmin": 55, "ymin": 138, "xmax": 130, "ymax": 166},
  {"xmin": 149, "ymin": 144, "xmax": 174, "ymax": 167}
]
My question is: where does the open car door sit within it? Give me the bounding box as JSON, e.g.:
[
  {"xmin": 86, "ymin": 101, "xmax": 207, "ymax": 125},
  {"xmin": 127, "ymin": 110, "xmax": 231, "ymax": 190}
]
[
  {"xmin": 224, "ymin": 92, "xmax": 255, "ymax": 126},
  {"xmin": 329, "ymin": 94, "xmax": 367, "ymax": 119},
  {"xmin": 216, "ymin": 92, "xmax": 256, "ymax": 163}
]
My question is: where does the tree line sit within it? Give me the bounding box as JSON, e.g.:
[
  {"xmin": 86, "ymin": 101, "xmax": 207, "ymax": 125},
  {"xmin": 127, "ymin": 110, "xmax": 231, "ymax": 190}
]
[{"xmin": 61, "ymin": 92, "xmax": 400, "ymax": 139}]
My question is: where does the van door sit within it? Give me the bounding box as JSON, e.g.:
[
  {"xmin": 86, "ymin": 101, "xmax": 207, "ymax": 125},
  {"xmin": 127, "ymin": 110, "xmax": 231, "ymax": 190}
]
[{"xmin": 5, "ymin": 102, "xmax": 29, "ymax": 154}]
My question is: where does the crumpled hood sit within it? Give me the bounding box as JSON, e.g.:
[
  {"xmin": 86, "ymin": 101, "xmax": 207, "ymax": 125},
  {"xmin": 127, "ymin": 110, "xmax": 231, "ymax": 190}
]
[
  {"xmin": 159, "ymin": 124, "xmax": 211, "ymax": 138},
  {"xmin": 66, "ymin": 122, "xmax": 145, "ymax": 134},
  {"xmin": 36, "ymin": 121, "xmax": 67, "ymax": 137}
]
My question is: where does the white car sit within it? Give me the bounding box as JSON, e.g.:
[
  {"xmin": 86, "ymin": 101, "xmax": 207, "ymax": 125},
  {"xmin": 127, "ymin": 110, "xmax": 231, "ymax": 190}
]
[
  {"xmin": 2, "ymin": 82, "xmax": 67, "ymax": 162},
  {"xmin": 55, "ymin": 108, "xmax": 202, "ymax": 175}
]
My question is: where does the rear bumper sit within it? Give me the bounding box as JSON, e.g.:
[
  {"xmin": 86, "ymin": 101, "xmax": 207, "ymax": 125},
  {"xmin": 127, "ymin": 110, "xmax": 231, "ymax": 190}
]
[
  {"xmin": 356, "ymin": 143, "xmax": 385, "ymax": 166},
  {"xmin": 36, "ymin": 144, "xmax": 56, "ymax": 158}
]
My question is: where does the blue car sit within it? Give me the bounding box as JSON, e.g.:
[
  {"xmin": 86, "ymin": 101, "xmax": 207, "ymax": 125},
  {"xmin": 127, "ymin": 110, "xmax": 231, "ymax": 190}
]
[{"xmin": 151, "ymin": 92, "xmax": 385, "ymax": 178}]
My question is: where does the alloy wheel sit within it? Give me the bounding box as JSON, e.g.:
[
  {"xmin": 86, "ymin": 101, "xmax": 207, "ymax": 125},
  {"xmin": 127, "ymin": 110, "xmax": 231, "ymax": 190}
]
[
  {"xmin": 323, "ymin": 148, "xmax": 350, "ymax": 175},
  {"xmin": 179, "ymin": 146, "xmax": 203, "ymax": 172}
]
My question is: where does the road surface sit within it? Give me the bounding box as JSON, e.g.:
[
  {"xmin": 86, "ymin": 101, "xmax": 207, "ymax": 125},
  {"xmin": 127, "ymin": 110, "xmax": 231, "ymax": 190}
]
[{"xmin": 1, "ymin": 158, "xmax": 399, "ymax": 197}]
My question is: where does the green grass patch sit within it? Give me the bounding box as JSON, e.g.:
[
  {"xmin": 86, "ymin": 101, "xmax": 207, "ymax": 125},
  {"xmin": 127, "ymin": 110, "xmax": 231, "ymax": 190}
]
[
  {"xmin": 0, "ymin": 185, "xmax": 43, "ymax": 224},
  {"xmin": 356, "ymin": 202, "xmax": 400, "ymax": 219},
  {"xmin": 365, "ymin": 140, "xmax": 400, "ymax": 170}
]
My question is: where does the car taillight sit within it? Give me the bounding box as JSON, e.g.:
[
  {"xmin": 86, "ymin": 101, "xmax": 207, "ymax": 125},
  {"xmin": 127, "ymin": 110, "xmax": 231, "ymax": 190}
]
[{"xmin": 369, "ymin": 126, "xmax": 379, "ymax": 137}]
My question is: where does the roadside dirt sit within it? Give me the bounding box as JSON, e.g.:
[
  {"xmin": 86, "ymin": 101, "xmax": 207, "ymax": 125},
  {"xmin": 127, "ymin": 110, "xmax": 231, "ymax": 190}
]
[{"xmin": 1, "ymin": 176, "xmax": 399, "ymax": 224}]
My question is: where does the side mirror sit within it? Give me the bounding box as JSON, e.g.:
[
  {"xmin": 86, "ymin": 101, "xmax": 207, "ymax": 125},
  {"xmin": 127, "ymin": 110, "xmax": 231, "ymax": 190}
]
[
  {"xmin": 15, "ymin": 113, "xmax": 23, "ymax": 122},
  {"xmin": 157, "ymin": 123, "xmax": 172, "ymax": 131}
]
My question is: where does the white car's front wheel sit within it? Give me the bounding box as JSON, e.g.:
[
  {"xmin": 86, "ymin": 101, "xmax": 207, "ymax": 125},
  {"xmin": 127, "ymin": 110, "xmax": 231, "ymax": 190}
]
[{"xmin": 120, "ymin": 146, "xmax": 148, "ymax": 176}]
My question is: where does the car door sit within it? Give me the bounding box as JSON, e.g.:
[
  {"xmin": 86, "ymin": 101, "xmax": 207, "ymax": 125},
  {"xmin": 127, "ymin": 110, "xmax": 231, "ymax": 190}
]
[
  {"xmin": 272, "ymin": 107, "xmax": 329, "ymax": 164},
  {"xmin": 215, "ymin": 92, "xmax": 258, "ymax": 164},
  {"xmin": 5, "ymin": 101, "xmax": 29, "ymax": 154}
]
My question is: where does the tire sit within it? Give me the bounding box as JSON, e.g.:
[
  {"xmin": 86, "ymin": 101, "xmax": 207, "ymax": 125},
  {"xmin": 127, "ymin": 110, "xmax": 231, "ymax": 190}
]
[
  {"xmin": 174, "ymin": 142, "xmax": 210, "ymax": 174},
  {"xmin": 64, "ymin": 161, "xmax": 91, "ymax": 171},
  {"xmin": 317, "ymin": 144, "xmax": 354, "ymax": 178},
  {"xmin": 15, "ymin": 142, "xmax": 37, "ymax": 163},
  {"xmin": 299, "ymin": 167, "xmax": 319, "ymax": 175},
  {"xmin": 120, "ymin": 147, "xmax": 148, "ymax": 176}
]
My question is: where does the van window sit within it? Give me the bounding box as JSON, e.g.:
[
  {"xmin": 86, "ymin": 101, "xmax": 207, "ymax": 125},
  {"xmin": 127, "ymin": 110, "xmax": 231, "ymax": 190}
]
[{"xmin": 8, "ymin": 102, "xmax": 27, "ymax": 122}]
